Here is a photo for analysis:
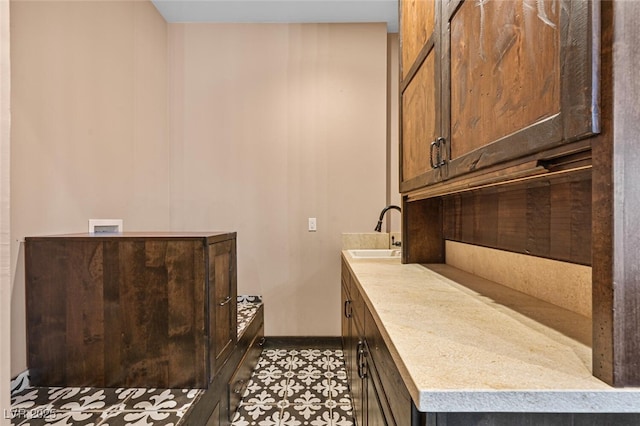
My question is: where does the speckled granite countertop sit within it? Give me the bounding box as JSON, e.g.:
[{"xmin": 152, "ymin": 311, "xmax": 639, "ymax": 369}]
[{"xmin": 342, "ymin": 251, "xmax": 640, "ymax": 413}]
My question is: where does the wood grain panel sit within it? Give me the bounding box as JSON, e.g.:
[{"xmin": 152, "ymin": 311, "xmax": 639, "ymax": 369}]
[
  {"xmin": 64, "ymin": 241, "xmax": 105, "ymax": 386},
  {"xmin": 402, "ymin": 196, "xmax": 444, "ymax": 264},
  {"xmin": 103, "ymin": 240, "xmax": 123, "ymax": 387},
  {"xmin": 591, "ymin": 0, "xmax": 640, "ymax": 387},
  {"xmin": 26, "ymin": 240, "xmax": 104, "ymax": 386},
  {"xmin": 401, "ymin": 0, "xmax": 436, "ymax": 79},
  {"xmin": 209, "ymin": 239, "xmax": 237, "ymax": 378},
  {"xmin": 450, "ymin": 0, "xmax": 560, "ymax": 159},
  {"xmin": 117, "ymin": 240, "xmax": 170, "ymax": 386},
  {"xmin": 164, "ymin": 240, "xmax": 207, "ymax": 387},
  {"xmin": 443, "ymin": 175, "xmax": 591, "ymax": 265},
  {"xmin": 443, "ymin": 196, "xmax": 461, "ymax": 242},
  {"xmin": 24, "ymin": 234, "xmax": 232, "ymax": 388},
  {"xmin": 526, "ymin": 184, "xmax": 551, "ymax": 256},
  {"xmin": 497, "ymin": 187, "xmax": 528, "ymax": 253},
  {"xmin": 402, "ymin": 52, "xmax": 437, "ymax": 182}
]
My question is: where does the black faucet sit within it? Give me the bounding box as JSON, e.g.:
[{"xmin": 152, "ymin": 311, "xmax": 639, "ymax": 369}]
[{"xmin": 374, "ymin": 205, "xmax": 401, "ymax": 232}]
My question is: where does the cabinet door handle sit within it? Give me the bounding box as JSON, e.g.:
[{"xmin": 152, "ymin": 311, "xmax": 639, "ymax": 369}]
[
  {"xmin": 430, "ymin": 139, "xmax": 439, "ymax": 169},
  {"xmin": 430, "ymin": 137, "xmax": 447, "ymax": 169},
  {"xmin": 436, "ymin": 136, "xmax": 447, "ymax": 166},
  {"xmin": 344, "ymin": 300, "xmax": 352, "ymax": 318},
  {"xmin": 219, "ymin": 296, "xmax": 232, "ymax": 306},
  {"xmin": 356, "ymin": 341, "xmax": 363, "ymax": 378}
]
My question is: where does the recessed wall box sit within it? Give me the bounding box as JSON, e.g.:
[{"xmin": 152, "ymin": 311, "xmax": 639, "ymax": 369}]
[{"xmin": 88, "ymin": 219, "xmax": 123, "ymax": 234}]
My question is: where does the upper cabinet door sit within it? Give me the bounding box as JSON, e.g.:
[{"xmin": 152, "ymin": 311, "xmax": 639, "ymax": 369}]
[
  {"xmin": 401, "ymin": 0, "xmax": 437, "ymax": 80},
  {"xmin": 400, "ymin": 0, "xmax": 441, "ymax": 189},
  {"xmin": 400, "ymin": 0, "xmax": 599, "ymax": 193}
]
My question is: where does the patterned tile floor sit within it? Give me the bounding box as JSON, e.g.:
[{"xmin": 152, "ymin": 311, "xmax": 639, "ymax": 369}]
[
  {"xmin": 231, "ymin": 348, "xmax": 355, "ymax": 426},
  {"xmin": 9, "ymin": 296, "xmax": 263, "ymax": 426},
  {"xmin": 9, "ymin": 387, "xmax": 202, "ymax": 425}
]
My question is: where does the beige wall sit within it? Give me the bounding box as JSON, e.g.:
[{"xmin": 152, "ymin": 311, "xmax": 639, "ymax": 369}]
[
  {"xmin": 2, "ymin": 0, "xmax": 12, "ymax": 420},
  {"xmin": 387, "ymin": 33, "xmax": 401, "ymax": 232},
  {"xmin": 10, "ymin": 0, "xmax": 169, "ymax": 375},
  {"xmin": 168, "ymin": 23, "xmax": 388, "ymax": 336},
  {"xmin": 10, "ymin": 4, "xmax": 389, "ymax": 374}
]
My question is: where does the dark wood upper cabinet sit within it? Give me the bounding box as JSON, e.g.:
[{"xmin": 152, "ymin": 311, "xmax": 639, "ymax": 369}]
[
  {"xmin": 400, "ymin": 0, "xmax": 640, "ymax": 389},
  {"xmin": 401, "ymin": 0, "xmax": 437, "ymax": 81},
  {"xmin": 401, "ymin": 0, "xmax": 441, "ymax": 185},
  {"xmin": 400, "ymin": 0, "xmax": 599, "ymax": 193}
]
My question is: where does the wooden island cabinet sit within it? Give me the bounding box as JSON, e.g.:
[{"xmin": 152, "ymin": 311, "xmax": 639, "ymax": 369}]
[{"xmin": 25, "ymin": 232, "xmax": 237, "ymax": 389}]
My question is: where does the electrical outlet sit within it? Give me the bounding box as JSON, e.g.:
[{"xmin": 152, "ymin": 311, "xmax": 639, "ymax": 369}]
[
  {"xmin": 308, "ymin": 217, "xmax": 317, "ymax": 232},
  {"xmin": 89, "ymin": 219, "xmax": 123, "ymax": 234}
]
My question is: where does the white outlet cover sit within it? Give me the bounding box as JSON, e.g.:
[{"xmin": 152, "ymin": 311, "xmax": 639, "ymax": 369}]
[{"xmin": 88, "ymin": 219, "xmax": 123, "ymax": 234}]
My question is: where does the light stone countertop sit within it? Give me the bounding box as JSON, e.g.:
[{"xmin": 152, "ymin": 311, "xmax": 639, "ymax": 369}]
[{"xmin": 342, "ymin": 251, "xmax": 640, "ymax": 413}]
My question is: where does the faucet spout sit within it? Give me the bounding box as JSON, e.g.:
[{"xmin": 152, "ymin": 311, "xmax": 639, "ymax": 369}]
[{"xmin": 374, "ymin": 205, "xmax": 401, "ymax": 232}]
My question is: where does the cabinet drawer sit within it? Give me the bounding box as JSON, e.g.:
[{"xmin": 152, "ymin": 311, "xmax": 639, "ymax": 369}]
[{"xmin": 228, "ymin": 324, "xmax": 265, "ymax": 417}]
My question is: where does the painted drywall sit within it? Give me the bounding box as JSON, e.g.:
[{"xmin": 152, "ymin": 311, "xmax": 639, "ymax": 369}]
[
  {"xmin": 387, "ymin": 33, "xmax": 401, "ymax": 232},
  {"xmin": 10, "ymin": 0, "xmax": 170, "ymax": 376},
  {"xmin": 2, "ymin": 0, "xmax": 12, "ymax": 421},
  {"xmin": 10, "ymin": 3, "xmax": 388, "ymax": 374},
  {"xmin": 168, "ymin": 23, "xmax": 387, "ymax": 336}
]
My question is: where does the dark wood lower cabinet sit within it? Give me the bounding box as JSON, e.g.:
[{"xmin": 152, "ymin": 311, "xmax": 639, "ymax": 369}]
[{"xmin": 342, "ymin": 258, "xmax": 413, "ymax": 426}]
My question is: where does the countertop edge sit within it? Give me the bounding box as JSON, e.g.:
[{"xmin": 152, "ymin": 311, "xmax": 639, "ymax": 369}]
[{"xmin": 341, "ymin": 251, "xmax": 640, "ymax": 413}]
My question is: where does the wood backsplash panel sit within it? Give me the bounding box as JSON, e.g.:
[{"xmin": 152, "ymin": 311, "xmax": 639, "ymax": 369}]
[{"xmin": 443, "ymin": 176, "xmax": 592, "ymax": 265}]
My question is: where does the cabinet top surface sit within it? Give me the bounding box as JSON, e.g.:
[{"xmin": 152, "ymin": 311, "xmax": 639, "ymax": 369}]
[
  {"xmin": 26, "ymin": 231, "xmax": 236, "ymax": 240},
  {"xmin": 342, "ymin": 251, "xmax": 640, "ymax": 413}
]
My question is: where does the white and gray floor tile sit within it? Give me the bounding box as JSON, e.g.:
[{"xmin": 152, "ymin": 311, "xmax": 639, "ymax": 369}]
[{"xmin": 231, "ymin": 348, "xmax": 354, "ymax": 426}]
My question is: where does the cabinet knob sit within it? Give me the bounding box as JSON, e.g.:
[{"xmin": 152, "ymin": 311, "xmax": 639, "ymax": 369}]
[{"xmin": 219, "ymin": 296, "xmax": 232, "ymax": 306}]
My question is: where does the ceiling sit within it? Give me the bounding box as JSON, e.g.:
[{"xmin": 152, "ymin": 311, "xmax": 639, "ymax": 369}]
[{"xmin": 151, "ymin": 0, "xmax": 399, "ymax": 32}]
